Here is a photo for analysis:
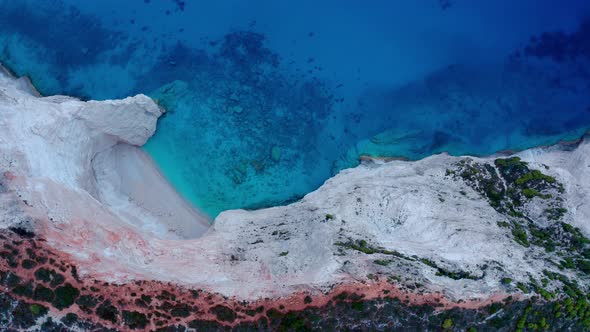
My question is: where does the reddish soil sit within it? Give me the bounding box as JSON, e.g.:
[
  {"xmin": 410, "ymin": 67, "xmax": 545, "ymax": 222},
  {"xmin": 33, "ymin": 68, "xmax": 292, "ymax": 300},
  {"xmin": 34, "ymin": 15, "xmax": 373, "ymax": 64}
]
[{"xmin": 0, "ymin": 229, "xmax": 512, "ymax": 331}]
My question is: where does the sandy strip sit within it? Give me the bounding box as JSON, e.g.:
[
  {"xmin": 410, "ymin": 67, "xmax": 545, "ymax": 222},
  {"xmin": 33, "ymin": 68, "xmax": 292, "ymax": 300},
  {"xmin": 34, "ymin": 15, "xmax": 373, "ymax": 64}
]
[{"xmin": 93, "ymin": 143, "xmax": 211, "ymax": 239}]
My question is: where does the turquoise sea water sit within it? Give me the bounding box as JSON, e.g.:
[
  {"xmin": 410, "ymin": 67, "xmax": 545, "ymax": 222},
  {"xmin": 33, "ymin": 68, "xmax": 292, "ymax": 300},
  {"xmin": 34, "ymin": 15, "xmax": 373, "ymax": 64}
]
[{"xmin": 1, "ymin": 0, "xmax": 590, "ymax": 217}]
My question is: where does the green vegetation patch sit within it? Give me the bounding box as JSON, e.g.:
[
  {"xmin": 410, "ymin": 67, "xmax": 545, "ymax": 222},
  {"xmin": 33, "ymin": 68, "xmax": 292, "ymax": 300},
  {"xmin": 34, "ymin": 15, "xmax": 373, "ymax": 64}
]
[
  {"xmin": 10, "ymin": 301, "xmax": 47, "ymax": 329},
  {"xmin": 21, "ymin": 259, "xmax": 37, "ymax": 269},
  {"xmin": 373, "ymin": 259, "xmax": 392, "ymax": 266},
  {"xmin": 442, "ymin": 318, "xmax": 454, "ymax": 329},
  {"xmin": 547, "ymin": 207, "xmax": 568, "ymax": 220},
  {"xmin": 29, "ymin": 303, "xmax": 47, "ymax": 316},
  {"xmin": 52, "ymin": 283, "xmax": 79, "ymax": 310},
  {"xmin": 420, "ymin": 258, "xmax": 480, "ymax": 280},
  {"xmin": 454, "ymin": 158, "xmax": 590, "ymax": 278},
  {"xmin": 335, "ymin": 239, "xmax": 412, "ymax": 261},
  {"xmin": 511, "ymin": 223, "xmax": 530, "ymax": 247},
  {"xmin": 522, "ymin": 188, "xmax": 549, "ymax": 199},
  {"xmin": 96, "ymin": 301, "xmax": 119, "ymax": 323},
  {"xmin": 515, "ymin": 169, "xmax": 556, "ymax": 185},
  {"xmin": 12, "ymin": 282, "xmax": 33, "ymax": 298},
  {"xmin": 123, "ymin": 310, "xmax": 148, "ymax": 330},
  {"xmin": 170, "ymin": 304, "xmax": 192, "ymax": 318},
  {"xmin": 210, "ymin": 305, "xmax": 236, "ymax": 322},
  {"xmin": 34, "ymin": 268, "xmax": 64, "ymax": 287},
  {"xmin": 33, "ymin": 285, "xmax": 54, "ymax": 302}
]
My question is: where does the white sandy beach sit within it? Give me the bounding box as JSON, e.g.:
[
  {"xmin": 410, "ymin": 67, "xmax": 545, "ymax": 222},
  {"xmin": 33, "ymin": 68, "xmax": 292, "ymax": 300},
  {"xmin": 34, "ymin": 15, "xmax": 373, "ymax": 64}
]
[{"xmin": 93, "ymin": 143, "xmax": 211, "ymax": 239}]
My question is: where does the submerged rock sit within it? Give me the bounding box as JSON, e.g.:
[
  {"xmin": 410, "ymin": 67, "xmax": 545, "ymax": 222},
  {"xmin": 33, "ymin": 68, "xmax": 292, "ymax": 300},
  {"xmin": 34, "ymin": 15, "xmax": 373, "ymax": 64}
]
[{"xmin": 271, "ymin": 146, "xmax": 281, "ymax": 161}]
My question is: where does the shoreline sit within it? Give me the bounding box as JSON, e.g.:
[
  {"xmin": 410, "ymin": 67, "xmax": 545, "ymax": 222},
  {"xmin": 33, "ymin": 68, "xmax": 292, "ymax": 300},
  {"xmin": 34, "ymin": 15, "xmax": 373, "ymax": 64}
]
[
  {"xmin": 1, "ymin": 62, "xmax": 212, "ymax": 238},
  {"xmin": 3, "ymin": 61, "xmax": 589, "ymax": 222},
  {"xmin": 358, "ymin": 130, "xmax": 590, "ymax": 165},
  {"xmin": 135, "ymin": 146, "xmax": 213, "ymax": 231},
  {"xmin": 138, "ymin": 148, "xmax": 210, "ymax": 225},
  {"xmin": 93, "ymin": 143, "xmax": 212, "ymax": 239}
]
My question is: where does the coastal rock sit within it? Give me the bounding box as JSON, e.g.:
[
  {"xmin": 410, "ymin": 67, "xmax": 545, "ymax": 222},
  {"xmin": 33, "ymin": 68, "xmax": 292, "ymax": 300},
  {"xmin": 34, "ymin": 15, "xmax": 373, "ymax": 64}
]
[
  {"xmin": 77, "ymin": 95, "xmax": 162, "ymax": 146},
  {"xmin": 0, "ymin": 69, "xmax": 209, "ymax": 240}
]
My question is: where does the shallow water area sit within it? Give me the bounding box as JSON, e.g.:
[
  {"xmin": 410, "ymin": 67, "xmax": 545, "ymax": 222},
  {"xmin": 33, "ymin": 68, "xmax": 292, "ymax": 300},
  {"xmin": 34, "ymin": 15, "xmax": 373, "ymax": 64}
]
[{"xmin": 1, "ymin": 0, "xmax": 590, "ymax": 217}]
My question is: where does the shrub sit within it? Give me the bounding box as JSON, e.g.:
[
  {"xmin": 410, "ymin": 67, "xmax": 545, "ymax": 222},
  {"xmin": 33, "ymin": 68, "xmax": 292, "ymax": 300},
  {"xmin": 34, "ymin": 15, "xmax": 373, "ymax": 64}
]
[
  {"xmin": 442, "ymin": 318, "xmax": 453, "ymax": 329},
  {"xmin": 374, "ymin": 259, "xmax": 391, "ymax": 266},
  {"xmin": 515, "ymin": 169, "xmax": 556, "ymax": 185},
  {"xmin": 52, "ymin": 283, "xmax": 79, "ymax": 310},
  {"xmin": 96, "ymin": 301, "xmax": 119, "ymax": 323},
  {"xmin": 522, "ymin": 188, "xmax": 541, "ymax": 199},
  {"xmin": 33, "ymin": 285, "xmax": 55, "ymax": 302},
  {"xmin": 210, "ymin": 305, "xmax": 236, "ymax": 322},
  {"xmin": 29, "ymin": 304, "xmax": 46, "ymax": 316},
  {"xmin": 495, "ymin": 157, "xmax": 525, "ymax": 168},
  {"xmin": 512, "ymin": 226, "xmax": 530, "ymax": 247},
  {"xmin": 122, "ymin": 310, "xmax": 147, "ymax": 330}
]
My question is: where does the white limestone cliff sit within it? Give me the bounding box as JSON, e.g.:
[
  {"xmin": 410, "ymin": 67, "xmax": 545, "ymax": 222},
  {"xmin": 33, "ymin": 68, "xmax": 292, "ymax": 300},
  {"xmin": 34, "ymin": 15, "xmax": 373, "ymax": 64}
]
[{"xmin": 0, "ymin": 67, "xmax": 210, "ymax": 239}]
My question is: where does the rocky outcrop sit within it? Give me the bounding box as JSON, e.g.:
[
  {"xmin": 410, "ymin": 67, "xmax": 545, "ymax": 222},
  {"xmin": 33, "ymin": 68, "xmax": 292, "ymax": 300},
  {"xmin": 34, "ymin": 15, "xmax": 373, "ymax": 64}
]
[
  {"xmin": 75, "ymin": 95, "xmax": 162, "ymax": 146},
  {"xmin": 0, "ymin": 68, "xmax": 209, "ymax": 239}
]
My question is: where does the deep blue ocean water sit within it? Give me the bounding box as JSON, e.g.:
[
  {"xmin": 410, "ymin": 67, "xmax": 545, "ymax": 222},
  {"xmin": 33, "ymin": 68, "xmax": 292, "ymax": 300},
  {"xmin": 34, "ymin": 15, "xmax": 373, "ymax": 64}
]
[{"xmin": 1, "ymin": 0, "xmax": 590, "ymax": 217}]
